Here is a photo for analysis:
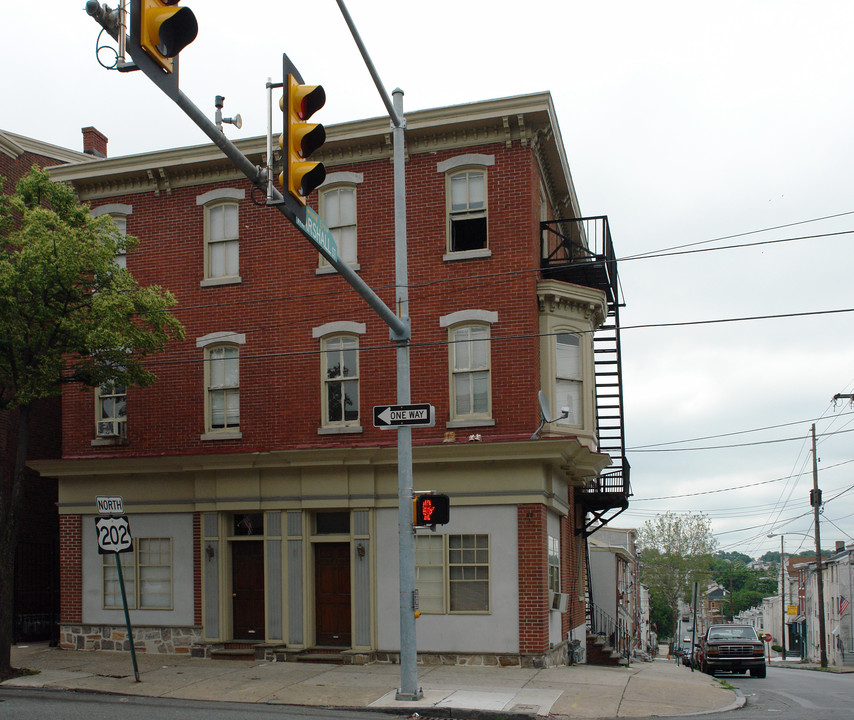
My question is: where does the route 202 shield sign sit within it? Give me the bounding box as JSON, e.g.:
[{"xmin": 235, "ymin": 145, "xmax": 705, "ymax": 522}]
[{"xmin": 94, "ymin": 515, "xmax": 134, "ymax": 554}]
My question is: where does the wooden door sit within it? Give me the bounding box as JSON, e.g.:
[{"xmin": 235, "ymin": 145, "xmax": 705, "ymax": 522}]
[
  {"xmin": 232, "ymin": 541, "xmax": 265, "ymax": 640},
  {"xmin": 314, "ymin": 543, "xmax": 351, "ymax": 646}
]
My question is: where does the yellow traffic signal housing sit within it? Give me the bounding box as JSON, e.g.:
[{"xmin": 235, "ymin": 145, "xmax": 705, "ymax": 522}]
[
  {"xmin": 413, "ymin": 493, "xmax": 451, "ymax": 527},
  {"xmin": 138, "ymin": 0, "xmax": 198, "ymax": 73},
  {"xmin": 279, "ymin": 73, "xmax": 326, "ymax": 205}
]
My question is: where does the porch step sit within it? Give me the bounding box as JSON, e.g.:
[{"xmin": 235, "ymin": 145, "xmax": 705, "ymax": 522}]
[
  {"xmin": 295, "ymin": 649, "xmax": 348, "ymax": 664},
  {"xmin": 211, "ymin": 646, "xmax": 257, "ymax": 661}
]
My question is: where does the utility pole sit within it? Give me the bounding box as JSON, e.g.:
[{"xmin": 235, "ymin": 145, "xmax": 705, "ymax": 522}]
[
  {"xmin": 779, "ymin": 535, "xmax": 785, "ymax": 659},
  {"xmin": 811, "ymin": 424, "xmax": 828, "ymax": 668}
]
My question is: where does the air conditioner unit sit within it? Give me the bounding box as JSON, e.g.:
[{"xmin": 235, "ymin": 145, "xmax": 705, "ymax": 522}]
[
  {"xmin": 551, "ymin": 592, "xmax": 569, "ymax": 613},
  {"xmin": 96, "ymin": 420, "xmax": 120, "ymax": 437}
]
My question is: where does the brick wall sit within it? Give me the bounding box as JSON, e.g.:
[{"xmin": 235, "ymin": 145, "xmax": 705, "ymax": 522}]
[
  {"xmin": 517, "ymin": 503, "xmax": 548, "ymax": 653},
  {"xmin": 59, "ymin": 514, "xmax": 82, "ymax": 625},
  {"xmin": 60, "ymin": 141, "xmax": 544, "ymax": 459}
]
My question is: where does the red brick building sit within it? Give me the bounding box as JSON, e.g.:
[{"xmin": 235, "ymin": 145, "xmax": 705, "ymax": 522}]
[
  {"xmin": 36, "ymin": 93, "xmax": 629, "ymax": 665},
  {"xmin": 1, "ymin": 129, "xmax": 96, "ymax": 642}
]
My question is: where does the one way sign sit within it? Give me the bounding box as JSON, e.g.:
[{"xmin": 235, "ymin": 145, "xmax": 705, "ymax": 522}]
[{"xmin": 373, "ymin": 403, "xmax": 435, "ymax": 429}]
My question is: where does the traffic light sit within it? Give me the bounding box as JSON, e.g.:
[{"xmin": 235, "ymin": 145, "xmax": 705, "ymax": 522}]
[
  {"xmin": 279, "ymin": 73, "xmax": 326, "ymax": 205},
  {"xmin": 413, "ymin": 493, "xmax": 450, "ymax": 527},
  {"xmin": 137, "ymin": 0, "xmax": 198, "ymax": 73}
]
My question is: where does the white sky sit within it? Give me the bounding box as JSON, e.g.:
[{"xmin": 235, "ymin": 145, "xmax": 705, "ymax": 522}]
[{"xmin": 4, "ymin": 1, "xmax": 854, "ymax": 559}]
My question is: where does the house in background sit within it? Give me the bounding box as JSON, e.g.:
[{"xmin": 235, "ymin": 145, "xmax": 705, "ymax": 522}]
[
  {"xmin": 587, "ymin": 527, "xmax": 639, "ymax": 663},
  {"xmin": 1, "ymin": 128, "xmax": 97, "ymax": 644},
  {"xmin": 33, "ymin": 92, "xmax": 630, "ymax": 665}
]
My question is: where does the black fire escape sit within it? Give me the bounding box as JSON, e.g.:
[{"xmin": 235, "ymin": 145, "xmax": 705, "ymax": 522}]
[{"xmin": 541, "ymin": 217, "xmax": 631, "ymax": 536}]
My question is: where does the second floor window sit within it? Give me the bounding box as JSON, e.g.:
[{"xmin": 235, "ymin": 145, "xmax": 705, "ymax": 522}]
[
  {"xmin": 451, "ymin": 324, "xmax": 491, "ymax": 420},
  {"xmin": 555, "ymin": 333, "xmax": 581, "ymax": 425},
  {"xmin": 323, "ymin": 335, "xmax": 359, "ymax": 425},
  {"xmin": 95, "ymin": 381, "xmax": 127, "ymax": 438},
  {"xmin": 207, "ymin": 345, "xmax": 240, "ymax": 431},
  {"xmin": 206, "ymin": 202, "xmax": 239, "ymax": 280},
  {"xmin": 319, "ymin": 185, "xmax": 357, "ymax": 266}
]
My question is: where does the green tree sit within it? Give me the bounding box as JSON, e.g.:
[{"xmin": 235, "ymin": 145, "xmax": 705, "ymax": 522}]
[
  {"xmin": 0, "ymin": 167, "xmax": 184, "ymax": 679},
  {"xmin": 637, "ymin": 511, "xmax": 716, "ymax": 639}
]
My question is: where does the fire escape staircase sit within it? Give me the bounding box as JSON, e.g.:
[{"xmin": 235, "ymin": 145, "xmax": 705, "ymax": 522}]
[{"xmin": 541, "ymin": 217, "xmax": 632, "ymax": 537}]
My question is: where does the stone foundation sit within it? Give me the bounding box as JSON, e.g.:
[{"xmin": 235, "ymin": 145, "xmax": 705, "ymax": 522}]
[
  {"xmin": 375, "ymin": 639, "xmax": 570, "ymax": 668},
  {"xmin": 59, "ymin": 625, "xmax": 203, "ymax": 655}
]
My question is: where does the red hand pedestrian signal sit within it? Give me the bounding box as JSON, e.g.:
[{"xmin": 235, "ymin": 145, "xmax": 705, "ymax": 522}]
[{"xmin": 413, "ymin": 493, "xmax": 450, "ymax": 527}]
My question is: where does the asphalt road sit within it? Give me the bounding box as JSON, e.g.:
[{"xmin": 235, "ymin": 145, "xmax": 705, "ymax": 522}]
[
  {"xmin": 725, "ymin": 665, "xmax": 854, "ymax": 720},
  {"xmin": 0, "ymin": 688, "xmax": 400, "ymax": 720}
]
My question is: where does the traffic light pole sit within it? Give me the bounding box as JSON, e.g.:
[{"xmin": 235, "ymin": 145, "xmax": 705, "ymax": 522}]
[
  {"xmin": 88, "ymin": 1, "xmax": 420, "ymax": 699},
  {"xmin": 335, "ymin": 0, "xmax": 420, "ymax": 700}
]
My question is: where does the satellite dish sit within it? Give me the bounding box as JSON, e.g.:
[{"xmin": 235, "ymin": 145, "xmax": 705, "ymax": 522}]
[
  {"xmin": 531, "ymin": 391, "xmax": 570, "ymax": 440},
  {"xmin": 538, "ymin": 390, "xmax": 551, "ymax": 421}
]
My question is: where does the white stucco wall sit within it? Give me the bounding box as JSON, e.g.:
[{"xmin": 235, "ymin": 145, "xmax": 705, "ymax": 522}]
[
  {"xmin": 82, "ymin": 512, "xmax": 195, "ymax": 626},
  {"xmin": 375, "ymin": 505, "xmax": 519, "ymax": 654}
]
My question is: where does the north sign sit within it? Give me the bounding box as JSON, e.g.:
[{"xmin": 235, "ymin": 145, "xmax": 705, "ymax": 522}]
[{"xmin": 373, "ymin": 403, "xmax": 435, "ymax": 429}]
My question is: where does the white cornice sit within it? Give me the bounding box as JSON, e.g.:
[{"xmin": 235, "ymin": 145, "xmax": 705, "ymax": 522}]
[
  {"xmin": 45, "ymin": 92, "xmax": 578, "ymax": 212},
  {"xmin": 1, "ymin": 129, "xmax": 94, "ymax": 164}
]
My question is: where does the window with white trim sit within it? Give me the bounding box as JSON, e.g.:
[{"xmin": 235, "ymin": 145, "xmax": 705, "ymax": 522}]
[
  {"xmin": 319, "ymin": 185, "xmax": 357, "ymax": 266},
  {"xmin": 322, "ymin": 335, "xmax": 359, "ymax": 426},
  {"xmin": 548, "ymin": 535, "xmax": 560, "ymax": 594},
  {"xmin": 102, "ymin": 537, "xmax": 172, "ymax": 610},
  {"xmin": 450, "ymin": 324, "xmax": 491, "ymax": 421},
  {"xmin": 447, "ymin": 169, "xmax": 487, "ymax": 252},
  {"xmin": 95, "ymin": 380, "xmax": 127, "ymax": 438},
  {"xmin": 555, "ymin": 333, "xmax": 581, "ymax": 425},
  {"xmin": 205, "ymin": 201, "xmax": 239, "ymax": 280},
  {"xmin": 414, "ymin": 534, "xmax": 490, "ymax": 614},
  {"xmin": 206, "ymin": 344, "xmax": 240, "ymax": 432},
  {"xmin": 110, "ymin": 215, "xmax": 128, "ymax": 269},
  {"xmin": 414, "ymin": 534, "xmax": 445, "ymax": 614}
]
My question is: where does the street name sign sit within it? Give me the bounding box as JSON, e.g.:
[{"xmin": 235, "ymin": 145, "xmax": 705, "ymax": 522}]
[
  {"xmin": 295, "ymin": 206, "xmax": 338, "ymax": 263},
  {"xmin": 96, "ymin": 495, "xmax": 125, "ymax": 515},
  {"xmin": 95, "ymin": 515, "xmax": 134, "ymax": 555},
  {"xmin": 373, "ymin": 403, "xmax": 435, "ymax": 429}
]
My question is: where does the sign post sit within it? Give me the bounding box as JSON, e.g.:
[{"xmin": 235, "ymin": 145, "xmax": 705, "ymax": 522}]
[{"xmin": 95, "ymin": 497, "xmax": 139, "ymax": 682}]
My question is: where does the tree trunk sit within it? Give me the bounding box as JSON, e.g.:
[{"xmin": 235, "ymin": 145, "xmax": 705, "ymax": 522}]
[{"xmin": 0, "ymin": 403, "xmax": 32, "ymax": 678}]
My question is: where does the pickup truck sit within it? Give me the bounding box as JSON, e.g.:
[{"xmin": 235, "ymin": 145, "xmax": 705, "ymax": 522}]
[{"xmin": 695, "ymin": 624, "xmax": 766, "ymax": 678}]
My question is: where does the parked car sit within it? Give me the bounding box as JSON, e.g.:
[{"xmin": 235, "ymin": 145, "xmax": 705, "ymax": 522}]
[{"xmin": 695, "ymin": 624, "xmax": 766, "ymax": 678}]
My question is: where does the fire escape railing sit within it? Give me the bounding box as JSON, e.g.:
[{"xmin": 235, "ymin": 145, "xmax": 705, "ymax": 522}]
[{"xmin": 541, "ymin": 217, "xmax": 631, "ymax": 535}]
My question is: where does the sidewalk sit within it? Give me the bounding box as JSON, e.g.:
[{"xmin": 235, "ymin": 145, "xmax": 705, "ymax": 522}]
[{"xmin": 3, "ymin": 644, "xmax": 740, "ymax": 718}]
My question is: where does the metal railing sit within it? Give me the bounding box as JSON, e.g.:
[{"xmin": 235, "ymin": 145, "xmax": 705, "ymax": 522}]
[
  {"xmin": 588, "ymin": 602, "xmax": 633, "ymax": 660},
  {"xmin": 540, "ymin": 216, "xmax": 618, "ymax": 305}
]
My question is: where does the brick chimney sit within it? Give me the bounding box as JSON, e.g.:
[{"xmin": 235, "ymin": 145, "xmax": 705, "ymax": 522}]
[{"xmin": 81, "ymin": 126, "xmax": 108, "ymax": 158}]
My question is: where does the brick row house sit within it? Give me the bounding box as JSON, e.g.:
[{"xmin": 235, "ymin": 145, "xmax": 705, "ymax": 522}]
[
  {"xmin": 1, "ymin": 129, "xmax": 99, "ymax": 643},
  {"xmin": 34, "ymin": 92, "xmax": 630, "ymax": 665}
]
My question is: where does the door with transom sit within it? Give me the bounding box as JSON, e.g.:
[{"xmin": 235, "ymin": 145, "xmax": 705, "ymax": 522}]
[{"xmin": 314, "ymin": 542, "xmax": 351, "ymax": 646}]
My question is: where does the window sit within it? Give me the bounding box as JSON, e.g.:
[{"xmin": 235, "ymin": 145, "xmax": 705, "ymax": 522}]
[
  {"xmin": 95, "ymin": 381, "xmax": 127, "ymax": 437},
  {"xmin": 555, "ymin": 333, "xmax": 581, "ymax": 425},
  {"xmin": 415, "ymin": 534, "xmax": 490, "ymax": 614},
  {"xmin": 91, "ymin": 204, "xmax": 132, "ymax": 269},
  {"xmin": 548, "ymin": 535, "xmax": 560, "ymax": 594},
  {"xmin": 110, "ymin": 215, "xmax": 128, "ymax": 269},
  {"xmin": 415, "ymin": 535, "xmax": 445, "ymax": 614},
  {"xmin": 449, "ymin": 534, "xmax": 490, "ymax": 612},
  {"xmin": 205, "ymin": 202, "xmax": 239, "ymax": 280},
  {"xmin": 319, "ymin": 185, "xmax": 357, "ymax": 266},
  {"xmin": 207, "ymin": 345, "xmax": 240, "ymax": 432},
  {"xmin": 103, "ymin": 538, "xmax": 172, "ymax": 610},
  {"xmin": 448, "ymin": 169, "xmax": 487, "ymax": 252},
  {"xmin": 451, "ymin": 325, "xmax": 491, "ymax": 420},
  {"xmin": 322, "ymin": 335, "xmax": 359, "ymax": 425}
]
